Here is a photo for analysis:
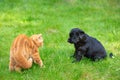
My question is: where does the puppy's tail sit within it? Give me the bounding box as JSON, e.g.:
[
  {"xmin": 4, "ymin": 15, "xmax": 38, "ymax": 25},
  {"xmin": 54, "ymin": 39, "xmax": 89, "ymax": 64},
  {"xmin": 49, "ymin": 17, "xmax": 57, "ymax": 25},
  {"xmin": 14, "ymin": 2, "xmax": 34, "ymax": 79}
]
[{"xmin": 109, "ymin": 53, "xmax": 114, "ymax": 58}]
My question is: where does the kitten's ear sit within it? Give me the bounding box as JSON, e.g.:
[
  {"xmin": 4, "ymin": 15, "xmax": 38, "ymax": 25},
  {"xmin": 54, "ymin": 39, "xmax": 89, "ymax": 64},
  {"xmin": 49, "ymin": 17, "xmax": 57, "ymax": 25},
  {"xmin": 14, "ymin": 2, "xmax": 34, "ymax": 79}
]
[
  {"xmin": 39, "ymin": 34, "xmax": 42, "ymax": 37},
  {"xmin": 39, "ymin": 34, "xmax": 42, "ymax": 36},
  {"xmin": 38, "ymin": 34, "xmax": 42, "ymax": 39}
]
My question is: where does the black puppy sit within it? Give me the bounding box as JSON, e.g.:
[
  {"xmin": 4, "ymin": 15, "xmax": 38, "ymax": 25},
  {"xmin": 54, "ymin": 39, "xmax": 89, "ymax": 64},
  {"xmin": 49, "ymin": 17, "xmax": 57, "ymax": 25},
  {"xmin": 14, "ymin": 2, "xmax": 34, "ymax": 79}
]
[{"xmin": 68, "ymin": 28, "xmax": 107, "ymax": 62}]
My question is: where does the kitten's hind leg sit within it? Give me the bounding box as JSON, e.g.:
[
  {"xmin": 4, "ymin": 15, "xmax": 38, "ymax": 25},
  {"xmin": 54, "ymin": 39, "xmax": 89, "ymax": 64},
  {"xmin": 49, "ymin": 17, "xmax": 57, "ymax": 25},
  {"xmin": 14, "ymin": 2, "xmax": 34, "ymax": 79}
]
[
  {"xmin": 9, "ymin": 58, "xmax": 15, "ymax": 72},
  {"xmin": 9, "ymin": 61, "xmax": 14, "ymax": 71},
  {"xmin": 14, "ymin": 65, "xmax": 22, "ymax": 73},
  {"xmin": 14, "ymin": 58, "xmax": 33, "ymax": 73}
]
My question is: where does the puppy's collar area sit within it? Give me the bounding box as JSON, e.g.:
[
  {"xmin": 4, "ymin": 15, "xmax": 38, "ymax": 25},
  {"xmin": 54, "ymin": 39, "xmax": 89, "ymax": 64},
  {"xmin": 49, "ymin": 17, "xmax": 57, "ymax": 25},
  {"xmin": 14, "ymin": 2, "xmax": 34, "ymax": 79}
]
[{"xmin": 79, "ymin": 39, "xmax": 87, "ymax": 43}]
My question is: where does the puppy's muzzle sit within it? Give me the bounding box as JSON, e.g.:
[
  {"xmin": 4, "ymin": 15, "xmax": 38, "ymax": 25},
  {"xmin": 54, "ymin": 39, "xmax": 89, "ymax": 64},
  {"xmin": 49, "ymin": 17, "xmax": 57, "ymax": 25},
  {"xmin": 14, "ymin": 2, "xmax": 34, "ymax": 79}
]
[{"xmin": 68, "ymin": 38, "xmax": 73, "ymax": 43}]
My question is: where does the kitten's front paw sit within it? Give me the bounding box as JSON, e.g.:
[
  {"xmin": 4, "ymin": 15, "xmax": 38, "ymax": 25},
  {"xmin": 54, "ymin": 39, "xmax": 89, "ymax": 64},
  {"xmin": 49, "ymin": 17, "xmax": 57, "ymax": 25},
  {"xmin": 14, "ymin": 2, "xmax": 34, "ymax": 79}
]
[
  {"xmin": 34, "ymin": 60, "xmax": 37, "ymax": 63},
  {"xmin": 41, "ymin": 65, "xmax": 45, "ymax": 68},
  {"xmin": 40, "ymin": 61, "xmax": 43, "ymax": 67},
  {"xmin": 39, "ymin": 61, "xmax": 45, "ymax": 68}
]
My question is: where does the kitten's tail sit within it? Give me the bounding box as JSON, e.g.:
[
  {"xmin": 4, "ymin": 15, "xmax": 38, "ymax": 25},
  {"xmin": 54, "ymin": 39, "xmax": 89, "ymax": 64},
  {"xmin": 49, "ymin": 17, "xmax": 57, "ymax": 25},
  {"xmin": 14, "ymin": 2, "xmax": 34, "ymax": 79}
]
[{"xmin": 109, "ymin": 53, "xmax": 114, "ymax": 58}]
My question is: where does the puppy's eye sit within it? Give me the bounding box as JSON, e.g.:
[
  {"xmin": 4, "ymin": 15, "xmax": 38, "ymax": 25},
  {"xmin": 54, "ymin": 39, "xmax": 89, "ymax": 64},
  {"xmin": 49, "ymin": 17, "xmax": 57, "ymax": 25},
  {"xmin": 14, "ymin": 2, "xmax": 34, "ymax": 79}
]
[
  {"xmin": 70, "ymin": 33, "xmax": 73, "ymax": 37},
  {"xmin": 76, "ymin": 32, "xmax": 79, "ymax": 36}
]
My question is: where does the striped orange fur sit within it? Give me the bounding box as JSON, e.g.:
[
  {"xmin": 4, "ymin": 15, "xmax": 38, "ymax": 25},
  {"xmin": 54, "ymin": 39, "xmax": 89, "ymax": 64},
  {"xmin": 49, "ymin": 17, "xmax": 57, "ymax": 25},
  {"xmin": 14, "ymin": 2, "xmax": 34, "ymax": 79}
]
[{"xmin": 9, "ymin": 34, "xmax": 43, "ymax": 72}]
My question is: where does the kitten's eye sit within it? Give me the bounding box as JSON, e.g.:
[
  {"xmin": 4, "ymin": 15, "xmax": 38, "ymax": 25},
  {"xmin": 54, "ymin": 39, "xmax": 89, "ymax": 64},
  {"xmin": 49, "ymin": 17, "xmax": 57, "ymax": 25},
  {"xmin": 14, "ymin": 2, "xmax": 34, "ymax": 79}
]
[{"xmin": 38, "ymin": 36, "xmax": 41, "ymax": 39}]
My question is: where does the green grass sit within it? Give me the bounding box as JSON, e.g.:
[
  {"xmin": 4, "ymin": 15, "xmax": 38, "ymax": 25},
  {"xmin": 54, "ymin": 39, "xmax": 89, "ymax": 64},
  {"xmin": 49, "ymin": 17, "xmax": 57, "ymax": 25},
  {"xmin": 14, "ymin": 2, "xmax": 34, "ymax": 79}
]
[{"xmin": 0, "ymin": 0, "xmax": 120, "ymax": 80}]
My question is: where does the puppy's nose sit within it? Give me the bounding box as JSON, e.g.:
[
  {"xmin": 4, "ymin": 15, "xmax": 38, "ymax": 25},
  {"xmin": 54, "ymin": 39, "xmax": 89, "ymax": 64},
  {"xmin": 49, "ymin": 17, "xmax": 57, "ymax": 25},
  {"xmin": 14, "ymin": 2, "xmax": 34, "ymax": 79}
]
[
  {"xmin": 68, "ymin": 38, "xmax": 72, "ymax": 43},
  {"xmin": 68, "ymin": 38, "xmax": 73, "ymax": 44},
  {"xmin": 67, "ymin": 38, "xmax": 70, "ymax": 42}
]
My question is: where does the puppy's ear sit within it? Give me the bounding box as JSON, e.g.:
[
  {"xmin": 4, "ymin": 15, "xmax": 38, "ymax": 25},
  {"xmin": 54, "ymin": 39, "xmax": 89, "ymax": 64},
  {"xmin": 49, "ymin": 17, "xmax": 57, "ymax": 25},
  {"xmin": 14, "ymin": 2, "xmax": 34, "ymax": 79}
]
[
  {"xmin": 79, "ymin": 30, "xmax": 86, "ymax": 41},
  {"xmin": 82, "ymin": 34, "xmax": 87, "ymax": 41},
  {"xmin": 79, "ymin": 30, "xmax": 85, "ymax": 34}
]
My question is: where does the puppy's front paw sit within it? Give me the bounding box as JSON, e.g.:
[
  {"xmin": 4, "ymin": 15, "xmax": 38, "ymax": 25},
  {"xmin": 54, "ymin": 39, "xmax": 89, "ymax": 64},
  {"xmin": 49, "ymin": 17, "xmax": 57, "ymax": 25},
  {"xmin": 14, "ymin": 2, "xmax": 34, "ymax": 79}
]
[
  {"xmin": 72, "ymin": 60, "xmax": 78, "ymax": 63},
  {"xmin": 72, "ymin": 59, "xmax": 81, "ymax": 63},
  {"xmin": 70, "ymin": 54, "xmax": 76, "ymax": 58},
  {"xmin": 70, "ymin": 55, "xmax": 74, "ymax": 58}
]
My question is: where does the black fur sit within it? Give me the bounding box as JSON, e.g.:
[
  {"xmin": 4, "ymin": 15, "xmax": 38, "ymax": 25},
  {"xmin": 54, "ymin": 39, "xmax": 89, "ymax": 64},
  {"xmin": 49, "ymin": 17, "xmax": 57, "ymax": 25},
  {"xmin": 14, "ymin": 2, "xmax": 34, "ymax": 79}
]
[
  {"xmin": 109, "ymin": 53, "xmax": 114, "ymax": 58},
  {"xmin": 68, "ymin": 28, "xmax": 107, "ymax": 62}
]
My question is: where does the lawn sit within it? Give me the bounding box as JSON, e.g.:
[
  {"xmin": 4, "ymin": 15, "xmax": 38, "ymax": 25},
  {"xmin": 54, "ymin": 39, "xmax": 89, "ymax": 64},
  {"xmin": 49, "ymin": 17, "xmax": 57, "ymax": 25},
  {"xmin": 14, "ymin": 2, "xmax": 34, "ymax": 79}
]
[{"xmin": 0, "ymin": 0, "xmax": 120, "ymax": 80}]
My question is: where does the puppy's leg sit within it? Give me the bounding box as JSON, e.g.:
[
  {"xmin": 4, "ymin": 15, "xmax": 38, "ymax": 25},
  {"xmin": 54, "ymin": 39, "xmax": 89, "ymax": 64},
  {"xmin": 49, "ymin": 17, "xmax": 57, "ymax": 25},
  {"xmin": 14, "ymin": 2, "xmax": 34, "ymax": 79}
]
[
  {"xmin": 70, "ymin": 51, "xmax": 77, "ymax": 58},
  {"xmin": 72, "ymin": 51, "xmax": 82, "ymax": 63},
  {"xmin": 76, "ymin": 52, "xmax": 82, "ymax": 61},
  {"xmin": 78, "ymin": 47, "xmax": 86, "ymax": 52},
  {"xmin": 92, "ymin": 53, "xmax": 104, "ymax": 61},
  {"xmin": 93, "ymin": 57, "xmax": 101, "ymax": 61}
]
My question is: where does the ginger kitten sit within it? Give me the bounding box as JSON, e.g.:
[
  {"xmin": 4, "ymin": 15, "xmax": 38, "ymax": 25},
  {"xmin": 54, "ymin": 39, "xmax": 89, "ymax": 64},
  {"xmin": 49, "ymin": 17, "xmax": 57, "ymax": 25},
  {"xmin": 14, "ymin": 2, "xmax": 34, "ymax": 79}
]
[{"xmin": 9, "ymin": 34, "xmax": 44, "ymax": 72}]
